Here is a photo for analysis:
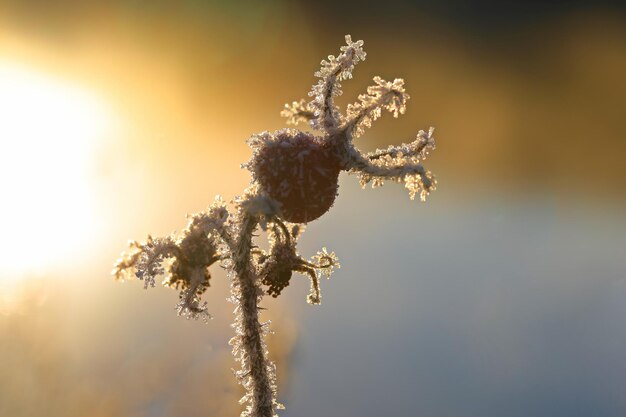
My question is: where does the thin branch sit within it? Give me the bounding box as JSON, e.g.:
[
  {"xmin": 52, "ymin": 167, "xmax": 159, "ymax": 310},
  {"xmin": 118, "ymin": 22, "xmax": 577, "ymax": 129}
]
[{"xmin": 228, "ymin": 209, "xmax": 278, "ymax": 417}]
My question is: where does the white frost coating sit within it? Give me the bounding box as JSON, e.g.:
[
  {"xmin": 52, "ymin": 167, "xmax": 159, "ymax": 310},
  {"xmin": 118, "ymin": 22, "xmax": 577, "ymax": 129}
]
[
  {"xmin": 184, "ymin": 195, "xmax": 230, "ymax": 234},
  {"xmin": 344, "ymin": 76, "xmax": 411, "ymax": 137},
  {"xmin": 240, "ymin": 186, "xmax": 283, "ymax": 231},
  {"xmin": 367, "ymin": 127, "xmax": 436, "ymax": 161},
  {"xmin": 225, "ymin": 206, "xmax": 283, "ymax": 417},
  {"xmin": 112, "ymin": 199, "xmax": 229, "ymax": 316},
  {"xmin": 176, "ymin": 267, "xmax": 211, "ymax": 322},
  {"xmin": 280, "ymin": 99, "xmax": 315, "ymax": 126},
  {"xmin": 354, "ymin": 151, "xmax": 436, "ymax": 202},
  {"xmin": 113, "ymin": 235, "xmax": 178, "ymax": 288},
  {"xmin": 306, "ymin": 35, "xmax": 367, "ymax": 132}
]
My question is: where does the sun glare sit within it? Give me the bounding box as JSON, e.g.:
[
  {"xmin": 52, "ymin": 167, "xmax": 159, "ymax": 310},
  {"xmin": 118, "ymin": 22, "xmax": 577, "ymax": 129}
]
[{"xmin": 0, "ymin": 61, "xmax": 114, "ymax": 280}]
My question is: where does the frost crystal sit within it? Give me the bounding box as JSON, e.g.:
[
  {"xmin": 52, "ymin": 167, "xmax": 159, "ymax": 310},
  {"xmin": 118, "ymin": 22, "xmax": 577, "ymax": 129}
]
[
  {"xmin": 345, "ymin": 76, "xmax": 410, "ymax": 137},
  {"xmin": 307, "ymin": 35, "xmax": 367, "ymax": 132},
  {"xmin": 113, "ymin": 201, "xmax": 227, "ymax": 318},
  {"xmin": 280, "ymin": 99, "xmax": 315, "ymax": 126}
]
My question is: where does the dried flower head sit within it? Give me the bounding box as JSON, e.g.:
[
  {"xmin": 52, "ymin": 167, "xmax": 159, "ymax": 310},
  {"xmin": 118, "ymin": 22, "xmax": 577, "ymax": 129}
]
[{"xmin": 114, "ymin": 35, "xmax": 437, "ymax": 417}]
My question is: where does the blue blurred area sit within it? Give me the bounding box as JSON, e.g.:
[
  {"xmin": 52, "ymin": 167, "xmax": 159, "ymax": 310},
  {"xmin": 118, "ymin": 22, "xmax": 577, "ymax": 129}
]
[{"xmin": 284, "ymin": 178, "xmax": 626, "ymax": 417}]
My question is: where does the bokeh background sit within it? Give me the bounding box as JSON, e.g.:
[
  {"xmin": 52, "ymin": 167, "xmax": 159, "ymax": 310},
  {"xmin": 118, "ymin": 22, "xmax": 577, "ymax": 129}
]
[{"xmin": 1, "ymin": 1, "xmax": 626, "ymax": 416}]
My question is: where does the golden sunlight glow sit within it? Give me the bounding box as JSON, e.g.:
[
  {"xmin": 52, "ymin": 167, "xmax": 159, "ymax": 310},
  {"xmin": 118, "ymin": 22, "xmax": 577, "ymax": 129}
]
[{"xmin": 0, "ymin": 61, "xmax": 114, "ymax": 280}]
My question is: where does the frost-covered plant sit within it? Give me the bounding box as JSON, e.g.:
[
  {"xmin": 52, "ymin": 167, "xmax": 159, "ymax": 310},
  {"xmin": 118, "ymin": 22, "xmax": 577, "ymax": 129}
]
[{"xmin": 113, "ymin": 35, "xmax": 437, "ymax": 417}]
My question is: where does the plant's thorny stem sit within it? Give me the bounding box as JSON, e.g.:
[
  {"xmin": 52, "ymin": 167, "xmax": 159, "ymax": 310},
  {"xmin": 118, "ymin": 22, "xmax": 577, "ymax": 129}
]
[
  {"xmin": 229, "ymin": 210, "xmax": 278, "ymax": 417},
  {"xmin": 113, "ymin": 35, "xmax": 436, "ymax": 417}
]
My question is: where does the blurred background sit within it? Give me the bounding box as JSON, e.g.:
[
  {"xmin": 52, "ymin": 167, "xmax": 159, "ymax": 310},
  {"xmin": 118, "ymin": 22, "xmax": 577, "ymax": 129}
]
[{"xmin": 1, "ymin": 1, "xmax": 625, "ymax": 416}]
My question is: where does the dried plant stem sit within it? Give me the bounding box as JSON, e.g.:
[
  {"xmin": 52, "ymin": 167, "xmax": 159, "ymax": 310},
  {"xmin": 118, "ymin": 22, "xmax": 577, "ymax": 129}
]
[
  {"xmin": 113, "ymin": 35, "xmax": 436, "ymax": 417},
  {"xmin": 230, "ymin": 211, "xmax": 275, "ymax": 417}
]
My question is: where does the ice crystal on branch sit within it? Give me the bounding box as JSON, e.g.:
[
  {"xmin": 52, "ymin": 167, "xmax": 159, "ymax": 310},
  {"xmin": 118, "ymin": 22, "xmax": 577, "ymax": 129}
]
[
  {"xmin": 279, "ymin": 99, "xmax": 315, "ymax": 126},
  {"xmin": 114, "ymin": 34, "xmax": 438, "ymax": 417},
  {"xmin": 113, "ymin": 197, "xmax": 228, "ymax": 318},
  {"xmin": 367, "ymin": 127, "xmax": 436, "ymax": 162},
  {"xmin": 257, "ymin": 221, "xmax": 338, "ymax": 304},
  {"xmin": 113, "ymin": 235, "xmax": 179, "ymax": 289},
  {"xmin": 307, "ymin": 35, "xmax": 366, "ymax": 132},
  {"xmin": 345, "ymin": 76, "xmax": 410, "ymax": 137}
]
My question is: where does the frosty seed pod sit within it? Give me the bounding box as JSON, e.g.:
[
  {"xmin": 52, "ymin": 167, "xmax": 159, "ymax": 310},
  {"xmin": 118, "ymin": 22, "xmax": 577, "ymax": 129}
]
[{"xmin": 247, "ymin": 130, "xmax": 341, "ymax": 223}]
